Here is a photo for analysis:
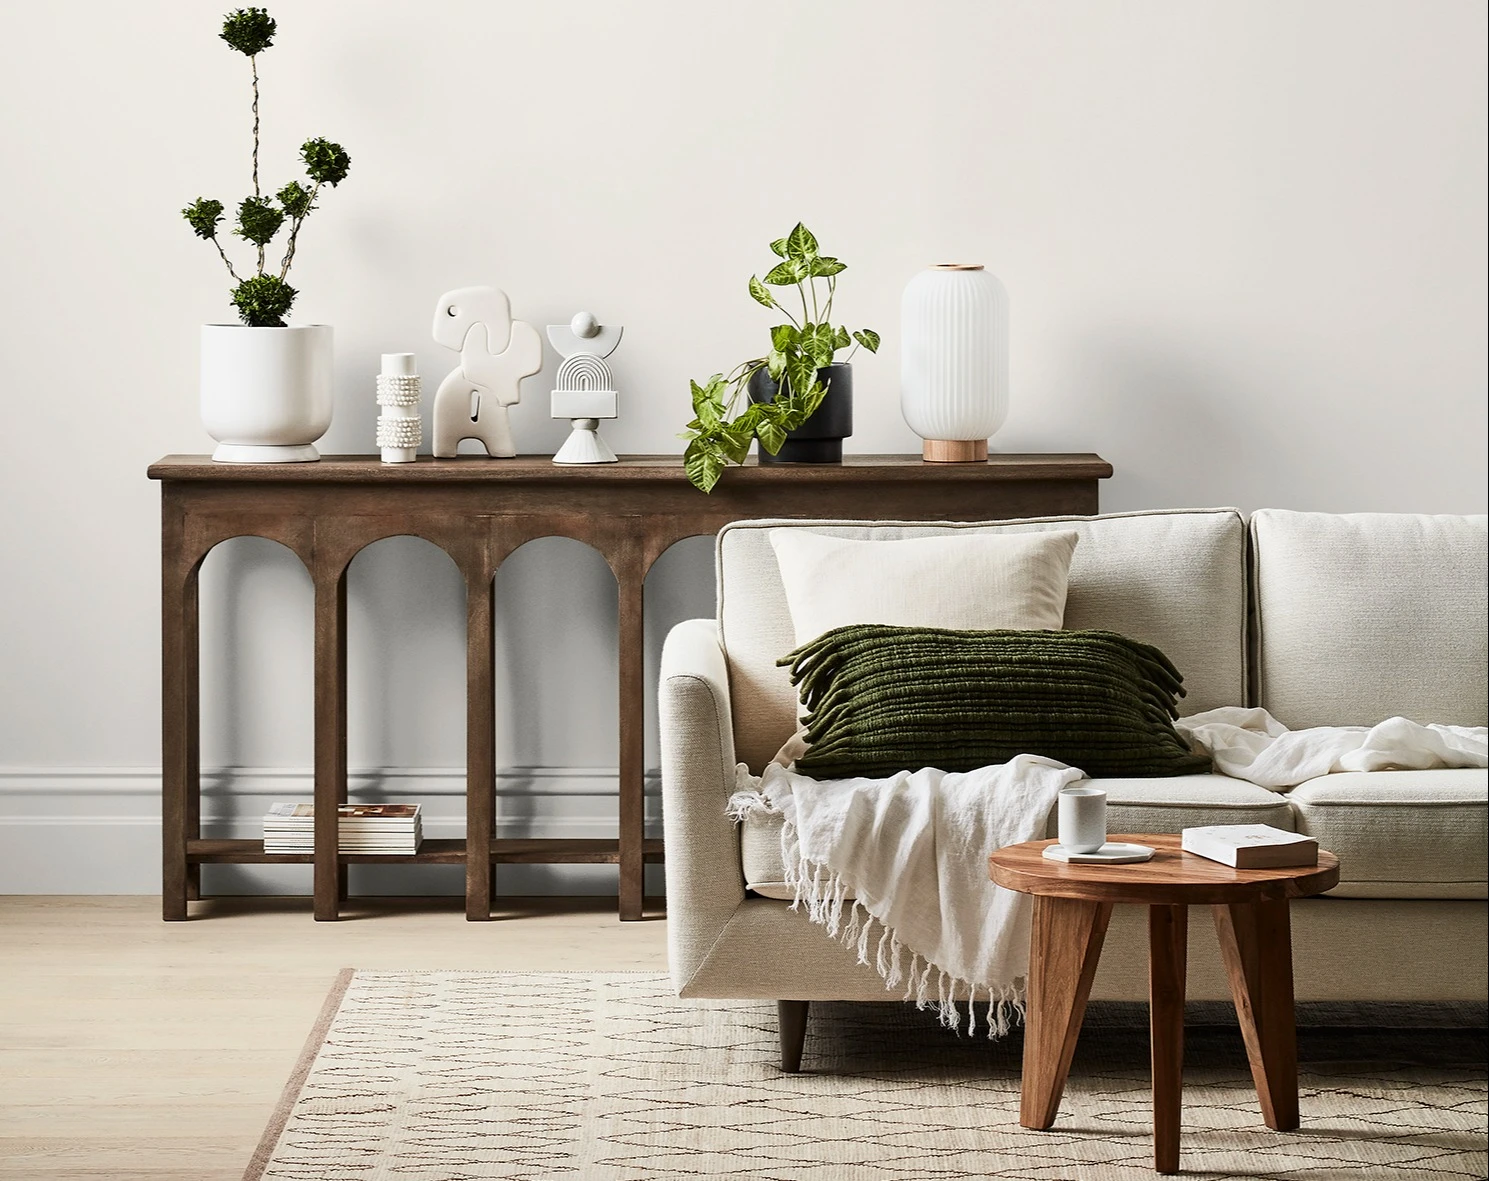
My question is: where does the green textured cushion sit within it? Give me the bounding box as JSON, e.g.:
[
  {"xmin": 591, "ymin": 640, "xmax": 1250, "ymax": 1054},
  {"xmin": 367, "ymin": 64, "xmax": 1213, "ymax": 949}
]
[{"xmin": 780, "ymin": 625, "xmax": 1213, "ymax": 780}]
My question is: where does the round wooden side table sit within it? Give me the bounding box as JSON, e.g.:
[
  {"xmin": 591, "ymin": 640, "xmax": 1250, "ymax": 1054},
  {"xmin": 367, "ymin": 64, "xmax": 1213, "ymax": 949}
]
[{"xmin": 988, "ymin": 833, "xmax": 1340, "ymax": 1174}]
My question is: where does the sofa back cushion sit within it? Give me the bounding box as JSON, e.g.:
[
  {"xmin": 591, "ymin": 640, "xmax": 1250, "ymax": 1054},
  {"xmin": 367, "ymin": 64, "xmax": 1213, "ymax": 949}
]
[
  {"xmin": 1251, "ymin": 510, "xmax": 1488, "ymax": 728},
  {"xmin": 718, "ymin": 509, "xmax": 1248, "ymax": 772}
]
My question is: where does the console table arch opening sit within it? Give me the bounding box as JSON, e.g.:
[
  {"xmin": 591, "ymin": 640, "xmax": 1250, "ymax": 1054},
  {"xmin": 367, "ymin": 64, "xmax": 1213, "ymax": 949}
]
[{"xmin": 152, "ymin": 454, "xmax": 1111, "ymax": 921}]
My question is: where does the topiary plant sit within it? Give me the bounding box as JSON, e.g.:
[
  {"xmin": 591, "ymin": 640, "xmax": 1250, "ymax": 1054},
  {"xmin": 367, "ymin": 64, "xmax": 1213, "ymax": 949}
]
[{"xmin": 181, "ymin": 8, "xmax": 351, "ymax": 327}]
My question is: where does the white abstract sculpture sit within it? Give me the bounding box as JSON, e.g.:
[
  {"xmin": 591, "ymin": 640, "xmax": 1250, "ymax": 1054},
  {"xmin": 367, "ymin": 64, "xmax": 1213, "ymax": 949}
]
[
  {"xmin": 375, "ymin": 352, "xmax": 421, "ymax": 463},
  {"xmin": 547, "ymin": 311, "xmax": 622, "ymax": 465},
  {"xmin": 431, "ymin": 286, "xmax": 543, "ymax": 457}
]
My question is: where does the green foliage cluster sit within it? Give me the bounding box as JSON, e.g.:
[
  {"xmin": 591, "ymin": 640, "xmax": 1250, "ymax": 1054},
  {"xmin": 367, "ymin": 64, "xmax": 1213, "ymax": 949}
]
[
  {"xmin": 682, "ymin": 223, "xmax": 880, "ymax": 493},
  {"xmin": 181, "ymin": 8, "xmax": 350, "ymax": 327}
]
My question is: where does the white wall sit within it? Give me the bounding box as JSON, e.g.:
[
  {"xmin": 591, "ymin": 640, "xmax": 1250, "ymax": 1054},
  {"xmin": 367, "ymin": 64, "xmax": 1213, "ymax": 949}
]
[{"xmin": 1, "ymin": 0, "xmax": 1484, "ymax": 893}]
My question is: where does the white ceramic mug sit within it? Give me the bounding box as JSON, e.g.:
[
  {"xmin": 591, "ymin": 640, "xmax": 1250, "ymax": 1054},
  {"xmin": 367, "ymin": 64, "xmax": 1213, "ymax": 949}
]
[{"xmin": 1058, "ymin": 786, "xmax": 1107, "ymax": 854}]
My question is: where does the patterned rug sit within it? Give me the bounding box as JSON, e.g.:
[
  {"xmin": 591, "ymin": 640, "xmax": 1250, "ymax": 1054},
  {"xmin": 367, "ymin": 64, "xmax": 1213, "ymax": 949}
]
[{"xmin": 246, "ymin": 970, "xmax": 1487, "ymax": 1181}]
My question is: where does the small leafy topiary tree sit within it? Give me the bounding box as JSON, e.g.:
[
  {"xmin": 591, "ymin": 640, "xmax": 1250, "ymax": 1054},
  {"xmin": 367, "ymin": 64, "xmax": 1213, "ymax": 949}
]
[{"xmin": 182, "ymin": 8, "xmax": 351, "ymax": 327}]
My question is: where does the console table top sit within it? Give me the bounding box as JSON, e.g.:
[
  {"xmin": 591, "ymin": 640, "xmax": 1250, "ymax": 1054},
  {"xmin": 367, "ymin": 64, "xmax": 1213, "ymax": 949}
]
[{"xmin": 148, "ymin": 453, "xmax": 1114, "ymax": 484}]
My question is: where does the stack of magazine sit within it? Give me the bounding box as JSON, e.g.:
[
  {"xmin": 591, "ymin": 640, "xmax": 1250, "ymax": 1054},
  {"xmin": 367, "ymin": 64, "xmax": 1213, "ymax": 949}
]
[{"xmin": 263, "ymin": 803, "xmax": 423, "ymax": 855}]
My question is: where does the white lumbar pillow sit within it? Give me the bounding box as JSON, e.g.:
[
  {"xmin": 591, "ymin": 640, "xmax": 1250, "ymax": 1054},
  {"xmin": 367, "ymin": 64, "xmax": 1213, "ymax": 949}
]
[{"xmin": 768, "ymin": 528, "xmax": 1080, "ymax": 645}]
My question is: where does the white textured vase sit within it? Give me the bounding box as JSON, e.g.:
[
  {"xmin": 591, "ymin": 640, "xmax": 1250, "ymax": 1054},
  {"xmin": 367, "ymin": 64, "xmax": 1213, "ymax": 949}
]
[
  {"xmin": 900, "ymin": 264, "xmax": 1009, "ymax": 462},
  {"xmin": 200, "ymin": 324, "xmax": 334, "ymax": 463}
]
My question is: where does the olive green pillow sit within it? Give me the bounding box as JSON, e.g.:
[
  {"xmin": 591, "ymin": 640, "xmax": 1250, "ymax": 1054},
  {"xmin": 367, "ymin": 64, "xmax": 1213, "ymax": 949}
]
[{"xmin": 780, "ymin": 625, "xmax": 1212, "ymax": 780}]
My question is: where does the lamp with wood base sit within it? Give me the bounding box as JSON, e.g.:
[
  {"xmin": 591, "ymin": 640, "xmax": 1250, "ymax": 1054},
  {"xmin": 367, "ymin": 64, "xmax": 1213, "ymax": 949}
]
[{"xmin": 901, "ymin": 263, "xmax": 1009, "ymax": 463}]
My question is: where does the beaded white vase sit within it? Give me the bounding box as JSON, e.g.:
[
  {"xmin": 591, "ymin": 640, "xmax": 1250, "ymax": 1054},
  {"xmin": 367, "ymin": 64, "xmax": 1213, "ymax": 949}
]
[
  {"xmin": 900, "ymin": 264, "xmax": 1009, "ymax": 462},
  {"xmin": 375, "ymin": 353, "xmax": 422, "ymax": 463}
]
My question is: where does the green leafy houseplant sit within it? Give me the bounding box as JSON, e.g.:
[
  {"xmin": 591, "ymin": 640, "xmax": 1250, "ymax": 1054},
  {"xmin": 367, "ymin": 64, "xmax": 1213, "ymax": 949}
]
[
  {"xmin": 181, "ymin": 8, "xmax": 350, "ymax": 327},
  {"xmin": 682, "ymin": 223, "xmax": 879, "ymax": 493}
]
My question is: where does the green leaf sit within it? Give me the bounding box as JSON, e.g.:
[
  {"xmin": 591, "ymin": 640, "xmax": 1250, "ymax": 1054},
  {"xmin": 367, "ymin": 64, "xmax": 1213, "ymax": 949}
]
[
  {"xmin": 852, "ymin": 328, "xmax": 881, "ymax": 354},
  {"xmin": 763, "ymin": 261, "xmax": 797, "ymax": 286},
  {"xmin": 786, "ymin": 222, "xmax": 818, "ymax": 259},
  {"xmin": 301, "ymin": 138, "xmax": 351, "ymax": 187},
  {"xmin": 748, "ymin": 276, "xmax": 776, "ymax": 308},
  {"xmin": 832, "ymin": 326, "xmax": 851, "ymax": 351},
  {"xmin": 785, "ymin": 354, "xmax": 820, "ymax": 403},
  {"xmin": 770, "ymin": 324, "xmax": 799, "ymax": 352},
  {"xmin": 811, "ymin": 256, "xmax": 846, "ymax": 277},
  {"xmin": 804, "ymin": 323, "xmax": 836, "ymax": 367},
  {"xmin": 229, "ymin": 274, "xmax": 297, "ymax": 327},
  {"xmin": 767, "ymin": 350, "xmax": 787, "ymax": 381},
  {"xmin": 769, "ymin": 237, "xmax": 790, "ymax": 258},
  {"xmin": 683, "ymin": 440, "xmax": 724, "ymax": 494},
  {"xmin": 720, "ymin": 420, "xmax": 754, "ymax": 465},
  {"xmin": 182, "ymin": 197, "xmax": 224, "ymax": 239},
  {"xmin": 234, "ymin": 195, "xmax": 284, "ymax": 246},
  {"xmin": 756, "ymin": 418, "xmax": 787, "ymax": 455},
  {"xmin": 276, "ymin": 180, "xmax": 315, "ymax": 219},
  {"xmin": 220, "ymin": 7, "xmax": 276, "ymax": 55}
]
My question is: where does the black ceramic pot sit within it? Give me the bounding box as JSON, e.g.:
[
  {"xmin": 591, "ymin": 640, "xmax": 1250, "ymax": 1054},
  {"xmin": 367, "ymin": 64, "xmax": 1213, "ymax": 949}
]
[{"xmin": 747, "ymin": 362, "xmax": 853, "ymax": 464}]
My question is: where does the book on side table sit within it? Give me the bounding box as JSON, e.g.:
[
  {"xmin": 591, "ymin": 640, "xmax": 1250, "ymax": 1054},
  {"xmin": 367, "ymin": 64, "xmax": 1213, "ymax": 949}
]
[
  {"xmin": 263, "ymin": 803, "xmax": 423, "ymax": 855},
  {"xmin": 1181, "ymin": 823, "xmax": 1318, "ymax": 869}
]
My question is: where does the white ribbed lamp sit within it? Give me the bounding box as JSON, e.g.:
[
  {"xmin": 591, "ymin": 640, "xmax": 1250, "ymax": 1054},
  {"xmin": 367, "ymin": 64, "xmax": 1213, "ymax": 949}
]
[{"xmin": 900, "ymin": 264, "xmax": 1009, "ymax": 462}]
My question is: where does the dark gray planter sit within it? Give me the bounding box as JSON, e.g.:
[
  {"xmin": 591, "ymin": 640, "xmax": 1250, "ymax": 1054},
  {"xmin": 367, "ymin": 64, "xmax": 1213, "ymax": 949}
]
[{"xmin": 747, "ymin": 362, "xmax": 853, "ymax": 464}]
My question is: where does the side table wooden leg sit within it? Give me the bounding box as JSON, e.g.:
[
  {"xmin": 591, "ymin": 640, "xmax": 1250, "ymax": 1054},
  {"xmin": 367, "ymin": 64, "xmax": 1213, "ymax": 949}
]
[
  {"xmin": 161, "ymin": 558, "xmax": 199, "ymax": 921},
  {"xmin": 616, "ymin": 565, "xmax": 645, "ymax": 922},
  {"xmin": 313, "ymin": 568, "xmax": 348, "ymax": 921},
  {"xmin": 465, "ymin": 571, "xmax": 496, "ymax": 921},
  {"xmin": 1214, "ymin": 900, "xmax": 1299, "ymax": 1131},
  {"xmin": 1149, "ymin": 903, "xmax": 1188, "ymax": 1174},
  {"xmin": 1021, "ymin": 896, "xmax": 1113, "ymax": 1130}
]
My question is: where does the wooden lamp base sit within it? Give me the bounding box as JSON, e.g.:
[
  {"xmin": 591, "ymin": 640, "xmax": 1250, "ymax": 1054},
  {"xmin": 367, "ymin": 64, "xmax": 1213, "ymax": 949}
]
[{"xmin": 923, "ymin": 439, "xmax": 989, "ymax": 463}]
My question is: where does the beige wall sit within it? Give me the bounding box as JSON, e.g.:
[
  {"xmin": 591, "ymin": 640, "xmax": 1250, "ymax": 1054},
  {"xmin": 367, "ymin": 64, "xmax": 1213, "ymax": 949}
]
[{"xmin": 1, "ymin": 0, "xmax": 1483, "ymax": 890}]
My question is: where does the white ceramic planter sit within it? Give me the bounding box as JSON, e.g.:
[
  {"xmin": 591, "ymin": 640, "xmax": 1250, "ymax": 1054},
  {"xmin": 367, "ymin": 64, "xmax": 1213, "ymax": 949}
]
[
  {"xmin": 900, "ymin": 264, "xmax": 1009, "ymax": 462},
  {"xmin": 200, "ymin": 324, "xmax": 333, "ymax": 463}
]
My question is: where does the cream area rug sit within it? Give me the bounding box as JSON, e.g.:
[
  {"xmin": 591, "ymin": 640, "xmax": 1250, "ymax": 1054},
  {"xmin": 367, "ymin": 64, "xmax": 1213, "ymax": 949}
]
[{"xmin": 245, "ymin": 970, "xmax": 1486, "ymax": 1181}]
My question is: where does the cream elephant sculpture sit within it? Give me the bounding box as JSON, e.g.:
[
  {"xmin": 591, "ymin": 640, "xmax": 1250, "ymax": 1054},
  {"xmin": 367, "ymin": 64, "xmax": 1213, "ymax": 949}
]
[{"xmin": 431, "ymin": 286, "xmax": 543, "ymax": 457}]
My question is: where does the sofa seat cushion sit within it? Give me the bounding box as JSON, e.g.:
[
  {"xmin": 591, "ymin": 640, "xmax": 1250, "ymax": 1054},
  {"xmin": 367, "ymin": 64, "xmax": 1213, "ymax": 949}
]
[
  {"xmin": 1287, "ymin": 769, "xmax": 1487, "ymax": 899},
  {"xmin": 739, "ymin": 773, "xmax": 1288, "ymax": 899}
]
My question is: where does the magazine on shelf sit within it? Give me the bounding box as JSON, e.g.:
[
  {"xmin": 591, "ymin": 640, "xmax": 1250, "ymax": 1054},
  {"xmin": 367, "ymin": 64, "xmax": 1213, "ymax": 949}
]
[{"xmin": 263, "ymin": 802, "xmax": 423, "ymax": 854}]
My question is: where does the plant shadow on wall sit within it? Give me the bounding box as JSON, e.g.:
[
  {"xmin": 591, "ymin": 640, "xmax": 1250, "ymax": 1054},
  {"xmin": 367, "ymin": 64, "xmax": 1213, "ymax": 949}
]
[
  {"xmin": 180, "ymin": 7, "xmax": 351, "ymax": 326},
  {"xmin": 681, "ymin": 224, "xmax": 879, "ymax": 492}
]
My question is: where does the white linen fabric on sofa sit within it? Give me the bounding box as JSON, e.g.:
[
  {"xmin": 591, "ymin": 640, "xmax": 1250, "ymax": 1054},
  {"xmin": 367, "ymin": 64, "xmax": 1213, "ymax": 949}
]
[{"xmin": 660, "ymin": 509, "xmax": 1488, "ymax": 1035}]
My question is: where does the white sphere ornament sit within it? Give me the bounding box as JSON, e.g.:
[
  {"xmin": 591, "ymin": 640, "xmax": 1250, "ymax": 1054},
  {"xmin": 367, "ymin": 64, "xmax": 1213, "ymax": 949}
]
[
  {"xmin": 570, "ymin": 311, "xmax": 599, "ymax": 339},
  {"xmin": 900, "ymin": 264, "xmax": 1009, "ymax": 462}
]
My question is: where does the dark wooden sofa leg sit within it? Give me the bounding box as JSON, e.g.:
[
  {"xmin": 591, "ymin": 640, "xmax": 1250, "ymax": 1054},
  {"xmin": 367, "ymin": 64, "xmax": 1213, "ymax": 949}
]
[{"xmin": 778, "ymin": 1000, "xmax": 809, "ymax": 1072}]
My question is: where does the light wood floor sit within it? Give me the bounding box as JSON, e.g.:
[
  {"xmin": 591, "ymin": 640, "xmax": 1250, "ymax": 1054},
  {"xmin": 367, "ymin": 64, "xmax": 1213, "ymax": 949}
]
[{"xmin": 0, "ymin": 895, "xmax": 669, "ymax": 1180}]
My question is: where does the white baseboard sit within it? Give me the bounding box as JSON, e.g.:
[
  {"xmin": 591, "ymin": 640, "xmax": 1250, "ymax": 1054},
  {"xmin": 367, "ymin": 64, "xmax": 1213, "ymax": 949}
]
[{"xmin": 0, "ymin": 766, "xmax": 665, "ymax": 896}]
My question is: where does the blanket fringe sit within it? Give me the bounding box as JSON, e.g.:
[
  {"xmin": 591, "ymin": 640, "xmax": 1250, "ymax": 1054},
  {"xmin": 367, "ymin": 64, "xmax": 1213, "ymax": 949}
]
[{"xmin": 731, "ymin": 789, "xmax": 1024, "ymax": 1039}]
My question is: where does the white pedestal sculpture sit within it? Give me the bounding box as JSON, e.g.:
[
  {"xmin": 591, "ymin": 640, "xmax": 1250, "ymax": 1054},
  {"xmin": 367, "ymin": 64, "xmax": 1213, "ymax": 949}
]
[
  {"xmin": 375, "ymin": 352, "xmax": 421, "ymax": 463},
  {"xmin": 546, "ymin": 311, "xmax": 622, "ymax": 465},
  {"xmin": 900, "ymin": 264, "xmax": 1009, "ymax": 462},
  {"xmin": 431, "ymin": 286, "xmax": 543, "ymax": 458}
]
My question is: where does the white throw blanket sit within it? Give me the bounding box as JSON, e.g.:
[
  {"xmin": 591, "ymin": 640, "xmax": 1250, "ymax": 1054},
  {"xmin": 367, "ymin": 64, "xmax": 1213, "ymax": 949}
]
[
  {"xmin": 1176, "ymin": 707, "xmax": 1488, "ymax": 789},
  {"xmin": 728, "ymin": 708, "xmax": 1487, "ymax": 1037},
  {"xmin": 728, "ymin": 755, "xmax": 1082, "ymax": 1035}
]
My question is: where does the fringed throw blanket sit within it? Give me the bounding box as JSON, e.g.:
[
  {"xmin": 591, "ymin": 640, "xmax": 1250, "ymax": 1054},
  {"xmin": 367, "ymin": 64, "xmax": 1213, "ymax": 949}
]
[{"xmin": 729, "ymin": 755, "xmax": 1082, "ymax": 1036}]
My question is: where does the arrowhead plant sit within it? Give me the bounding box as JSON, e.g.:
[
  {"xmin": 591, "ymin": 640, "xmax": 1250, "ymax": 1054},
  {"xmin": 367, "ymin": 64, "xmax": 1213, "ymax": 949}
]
[
  {"xmin": 682, "ymin": 223, "xmax": 880, "ymax": 493},
  {"xmin": 181, "ymin": 8, "xmax": 350, "ymax": 327}
]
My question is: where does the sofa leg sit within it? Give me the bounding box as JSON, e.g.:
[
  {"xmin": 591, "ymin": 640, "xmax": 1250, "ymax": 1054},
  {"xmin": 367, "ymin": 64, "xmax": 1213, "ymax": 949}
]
[{"xmin": 778, "ymin": 1000, "xmax": 809, "ymax": 1072}]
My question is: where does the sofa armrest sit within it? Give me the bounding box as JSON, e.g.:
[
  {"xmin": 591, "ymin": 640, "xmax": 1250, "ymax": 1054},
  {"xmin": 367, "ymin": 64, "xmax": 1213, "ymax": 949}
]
[{"xmin": 660, "ymin": 618, "xmax": 745, "ymax": 993}]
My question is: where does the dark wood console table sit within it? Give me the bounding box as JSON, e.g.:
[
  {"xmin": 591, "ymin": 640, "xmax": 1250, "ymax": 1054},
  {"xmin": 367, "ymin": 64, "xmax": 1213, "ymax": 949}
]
[{"xmin": 150, "ymin": 453, "xmax": 1111, "ymax": 921}]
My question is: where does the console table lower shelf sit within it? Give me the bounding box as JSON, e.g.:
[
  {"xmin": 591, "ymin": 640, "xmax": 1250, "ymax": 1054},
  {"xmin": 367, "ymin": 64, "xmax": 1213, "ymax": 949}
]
[{"xmin": 187, "ymin": 837, "xmax": 666, "ymax": 867}]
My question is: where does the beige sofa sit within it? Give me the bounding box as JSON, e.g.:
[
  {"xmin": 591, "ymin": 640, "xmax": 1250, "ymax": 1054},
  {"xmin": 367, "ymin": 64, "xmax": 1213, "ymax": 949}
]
[{"xmin": 659, "ymin": 508, "xmax": 1487, "ymax": 1056}]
